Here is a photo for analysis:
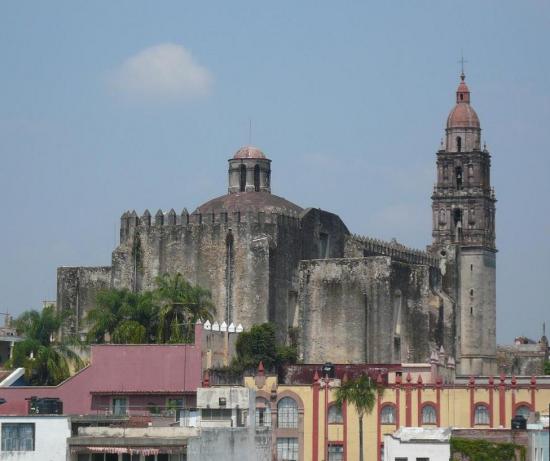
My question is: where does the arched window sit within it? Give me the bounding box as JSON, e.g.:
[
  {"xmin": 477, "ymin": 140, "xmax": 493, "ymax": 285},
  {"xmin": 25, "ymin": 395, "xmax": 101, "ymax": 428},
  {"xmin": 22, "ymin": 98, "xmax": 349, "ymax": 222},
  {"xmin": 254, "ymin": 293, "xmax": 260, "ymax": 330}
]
[
  {"xmin": 456, "ymin": 136, "xmax": 462, "ymax": 152},
  {"xmin": 474, "ymin": 404, "xmax": 490, "ymax": 425},
  {"xmin": 380, "ymin": 405, "xmax": 396, "ymax": 424},
  {"xmin": 422, "ymin": 404, "xmax": 437, "ymax": 425},
  {"xmin": 328, "ymin": 404, "xmax": 343, "ymax": 424},
  {"xmin": 455, "ymin": 166, "xmax": 463, "ymax": 189},
  {"xmin": 255, "ymin": 397, "xmax": 271, "ymax": 427},
  {"xmin": 453, "ymin": 208, "xmax": 462, "ymax": 227},
  {"xmin": 239, "ymin": 164, "xmax": 246, "ymax": 192},
  {"xmin": 254, "ymin": 165, "xmax": 260, "ymax": 192},
  {"xmin": 515, "ymin": 405, "xmax": 531, "ymax": 419},
  {"xmin": 277, "ymin": 397, "xmax": 298, "ymax": 428}
]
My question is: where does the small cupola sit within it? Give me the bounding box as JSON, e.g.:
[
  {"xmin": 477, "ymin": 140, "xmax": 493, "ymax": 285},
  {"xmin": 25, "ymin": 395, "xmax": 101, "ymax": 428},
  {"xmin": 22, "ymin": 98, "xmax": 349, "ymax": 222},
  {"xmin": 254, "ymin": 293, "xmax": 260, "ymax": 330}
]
[{"xmin": 228, "ymin": 146, "xmax": 271, "ymax": 194}]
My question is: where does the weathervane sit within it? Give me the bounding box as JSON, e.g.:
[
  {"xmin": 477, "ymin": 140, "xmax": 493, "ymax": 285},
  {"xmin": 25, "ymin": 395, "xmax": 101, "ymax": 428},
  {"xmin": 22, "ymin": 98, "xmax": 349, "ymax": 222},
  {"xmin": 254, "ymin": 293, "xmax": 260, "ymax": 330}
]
[{"xmin": 458, "ymin": 52, "xmax": 468, "ymax": 79}]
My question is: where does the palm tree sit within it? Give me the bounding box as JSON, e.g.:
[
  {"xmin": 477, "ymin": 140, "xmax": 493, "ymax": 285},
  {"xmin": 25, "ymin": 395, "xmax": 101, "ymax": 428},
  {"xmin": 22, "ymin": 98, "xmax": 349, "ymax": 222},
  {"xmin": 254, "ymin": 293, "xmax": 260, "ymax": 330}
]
[
  {"xmin": 86, "ymin": 289, "xmax": 157, "ymax": 343},
  {"xmin": 154, "ymin": 273, "xmax": 214, "ymax": 343},
  {"xmin": 335, "ymin": 374, "xmax": 380, "ymax": 461},
  {"xmin": 8, "ymin": 305, "xmax": 84, "ymax": 385}
]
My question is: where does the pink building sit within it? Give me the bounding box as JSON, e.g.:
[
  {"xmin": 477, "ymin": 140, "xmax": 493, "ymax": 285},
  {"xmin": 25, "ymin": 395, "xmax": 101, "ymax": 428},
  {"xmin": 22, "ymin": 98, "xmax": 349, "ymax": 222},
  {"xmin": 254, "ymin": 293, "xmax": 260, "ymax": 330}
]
[{"xmin": 0, "ymin": 325, "xmax": 203, "ymax": 416}]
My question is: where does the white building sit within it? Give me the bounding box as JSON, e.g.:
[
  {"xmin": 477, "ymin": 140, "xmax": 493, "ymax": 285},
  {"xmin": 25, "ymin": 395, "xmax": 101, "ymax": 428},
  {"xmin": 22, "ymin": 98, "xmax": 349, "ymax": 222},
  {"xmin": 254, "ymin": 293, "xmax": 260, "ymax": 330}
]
[
  {"xmin": 383, "ymin": 427, "xmax": 451, "ymax": 461},
  {"xmin": 0, "ymin": 415, "xmax": 70, "ymax": 461}
]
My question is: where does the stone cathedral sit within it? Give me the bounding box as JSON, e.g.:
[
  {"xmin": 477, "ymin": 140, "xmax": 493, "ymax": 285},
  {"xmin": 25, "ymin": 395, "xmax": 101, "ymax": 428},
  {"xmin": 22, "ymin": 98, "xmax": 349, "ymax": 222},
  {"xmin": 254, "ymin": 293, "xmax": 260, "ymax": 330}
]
[{"xmin": 57, "ymin": 74, "xmax": 497, "ymax": 376}]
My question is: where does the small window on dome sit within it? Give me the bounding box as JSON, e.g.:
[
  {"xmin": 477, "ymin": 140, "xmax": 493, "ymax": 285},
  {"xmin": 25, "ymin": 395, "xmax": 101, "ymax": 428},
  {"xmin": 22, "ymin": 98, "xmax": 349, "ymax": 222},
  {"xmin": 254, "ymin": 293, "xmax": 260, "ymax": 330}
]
[
  {"xmin": 456, "ymin": 136, "xmax": 462, "ymax": 152},
  {"xmin": 460, "ymin": 93, "xmax": 464, "ymax": 101}
]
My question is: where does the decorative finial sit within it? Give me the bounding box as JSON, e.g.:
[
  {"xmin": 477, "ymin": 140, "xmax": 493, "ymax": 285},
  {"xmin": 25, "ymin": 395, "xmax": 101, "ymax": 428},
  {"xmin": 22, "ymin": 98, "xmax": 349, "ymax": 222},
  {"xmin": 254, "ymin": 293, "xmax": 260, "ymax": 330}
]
[{"xmin": 458, "ymin": 52, "xmax": 468, "ymax": 80}]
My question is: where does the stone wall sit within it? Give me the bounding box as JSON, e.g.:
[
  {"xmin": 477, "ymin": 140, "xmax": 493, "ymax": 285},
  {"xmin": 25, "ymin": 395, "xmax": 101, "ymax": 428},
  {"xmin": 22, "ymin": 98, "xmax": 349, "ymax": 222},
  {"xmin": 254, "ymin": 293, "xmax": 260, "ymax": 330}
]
[
  {"xmin": 297, "ymin": 257, "xmax": 451, "ymax": 364},
  {"xmin": 56, "ymin": 266, "xmax": 111, "ymax": 335}
]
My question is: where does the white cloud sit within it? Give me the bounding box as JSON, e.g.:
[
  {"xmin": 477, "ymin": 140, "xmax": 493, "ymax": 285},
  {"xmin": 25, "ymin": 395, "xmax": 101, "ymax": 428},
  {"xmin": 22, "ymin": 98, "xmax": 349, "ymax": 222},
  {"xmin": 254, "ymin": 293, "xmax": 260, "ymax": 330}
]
[{"xmin": 109, "ymin": 43, "xmax": 213, "ymax": 101}]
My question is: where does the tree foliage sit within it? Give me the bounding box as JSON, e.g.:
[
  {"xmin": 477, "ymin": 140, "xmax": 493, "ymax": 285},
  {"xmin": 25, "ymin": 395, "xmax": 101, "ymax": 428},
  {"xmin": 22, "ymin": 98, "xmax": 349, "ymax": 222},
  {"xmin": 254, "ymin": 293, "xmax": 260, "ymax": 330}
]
[
  {"xmin": 231, "ymin": 323, "xmax": 298, "ymax": 372},
  {"xmin": 86, "ymin": 273, "xmax": 214, "ymax": 344},
  {"xmin": 450, "ymin": 437, "xmax": 526, "ymax": 461},
  {"xmin": 8, "ymin": 305, "xmax": 84, "ymax": 385},
  {"xmin": 544, "ymin": 360, "xmax": 550, "ymax": 375}
]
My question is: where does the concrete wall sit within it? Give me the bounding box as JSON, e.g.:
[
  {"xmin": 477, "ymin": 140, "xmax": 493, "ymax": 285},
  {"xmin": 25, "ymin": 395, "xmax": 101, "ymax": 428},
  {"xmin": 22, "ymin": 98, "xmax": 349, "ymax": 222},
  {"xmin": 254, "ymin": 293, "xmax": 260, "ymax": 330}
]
[
  {"xmin": 187, "ymin": 427, "xmax": 271, "ymax": 461},
  {"xmin": 383, "ymin": 432, "xmax": 451, "ymax": 461},
  {"xmin": 0, "ymin": 416, "xmax": 69, "ymax": 461}
]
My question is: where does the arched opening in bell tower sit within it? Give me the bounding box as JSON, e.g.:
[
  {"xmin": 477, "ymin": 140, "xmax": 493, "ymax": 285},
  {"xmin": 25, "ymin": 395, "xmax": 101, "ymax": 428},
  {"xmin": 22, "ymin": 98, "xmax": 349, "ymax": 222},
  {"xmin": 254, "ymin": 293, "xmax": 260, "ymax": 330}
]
[
  {"xmin": 254, "ymin": 165, "xmax": 260, "ymax": 192},
  {"xmin": 455, "ymin": 166, "xmax": 463, "ymax": 189},
  {"xmin": 239, "ymin": 165, "xmax": 246, "ymax": 192}
]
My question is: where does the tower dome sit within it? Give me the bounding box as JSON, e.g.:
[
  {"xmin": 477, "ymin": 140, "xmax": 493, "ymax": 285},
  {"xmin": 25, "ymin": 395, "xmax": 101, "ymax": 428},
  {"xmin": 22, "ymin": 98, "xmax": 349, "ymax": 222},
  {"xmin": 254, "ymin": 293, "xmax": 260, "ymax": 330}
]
[
  {"xmin": 233, "ymin": 145, "xmax": 266, "ymax": 160},
  {"xmin": 445, "ymin": 73, "xmax": 481, "ymax": 152},
  {"xmin": 227, "ymin": 146, "xmax": 271, "ymax": 194}
]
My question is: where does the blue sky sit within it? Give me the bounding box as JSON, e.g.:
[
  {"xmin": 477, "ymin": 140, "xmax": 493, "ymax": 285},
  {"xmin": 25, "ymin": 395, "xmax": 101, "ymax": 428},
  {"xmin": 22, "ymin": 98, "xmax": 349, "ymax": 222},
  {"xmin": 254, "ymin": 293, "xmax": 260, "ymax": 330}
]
[{"xmin": 1, "ymin": 1, "xmax": 548, "ymax": 343}]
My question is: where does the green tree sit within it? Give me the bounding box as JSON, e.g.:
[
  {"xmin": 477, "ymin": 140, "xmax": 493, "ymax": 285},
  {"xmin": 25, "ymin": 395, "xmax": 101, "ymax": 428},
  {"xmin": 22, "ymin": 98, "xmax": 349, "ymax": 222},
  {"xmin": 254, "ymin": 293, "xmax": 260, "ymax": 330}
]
[
  {"xmin": 335, "ymin": 374, "xmax": 380, "ymax": 461},
  {"xmin": 154, "ymin": 273, "xmax": 214, "ymax": 343},
  {"xmin": 8, "ymin": 305, "xmax": 84, "ymax": 385},
  {"xmin": 86, "ymin": 289, "xmax": 157, "ymax": 343},
  {"xmin": 232, "ymin": 323, "xmax": 298, "ymax": 371},
  {"xmin": 544, "ymin": 360, "xmax": 550, "ymax": 375}
]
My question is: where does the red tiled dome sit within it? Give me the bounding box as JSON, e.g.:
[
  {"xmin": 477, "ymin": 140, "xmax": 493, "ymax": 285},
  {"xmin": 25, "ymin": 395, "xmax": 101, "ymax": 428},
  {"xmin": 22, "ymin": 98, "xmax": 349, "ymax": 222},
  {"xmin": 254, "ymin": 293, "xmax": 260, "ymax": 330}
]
[
  {"xmin": 446, "ymin": 74, "xmax": 480, "ymax": 129},
  {"xmin": 233, "ymin": 146, "xmax": 266, "ymax": 160},
  {"xmin": 447, "ymin": 103, "xmax": 480, "ymax": 129}
]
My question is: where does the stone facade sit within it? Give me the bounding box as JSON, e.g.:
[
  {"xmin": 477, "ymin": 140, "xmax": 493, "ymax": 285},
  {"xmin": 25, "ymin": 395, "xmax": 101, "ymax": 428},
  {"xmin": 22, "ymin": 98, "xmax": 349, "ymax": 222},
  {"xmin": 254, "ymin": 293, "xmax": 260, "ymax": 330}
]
[{"xmin": 57, "ymin": 74, "xmax": 498, "ymax": 375}]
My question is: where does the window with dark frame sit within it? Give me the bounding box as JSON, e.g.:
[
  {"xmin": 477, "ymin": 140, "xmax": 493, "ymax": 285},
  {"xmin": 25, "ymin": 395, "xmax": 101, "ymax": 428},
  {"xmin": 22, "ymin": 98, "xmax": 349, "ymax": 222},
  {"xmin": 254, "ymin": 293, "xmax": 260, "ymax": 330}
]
[{"xmin": 1, "ymin": 423, "xmax": 35, "ymax": 451}]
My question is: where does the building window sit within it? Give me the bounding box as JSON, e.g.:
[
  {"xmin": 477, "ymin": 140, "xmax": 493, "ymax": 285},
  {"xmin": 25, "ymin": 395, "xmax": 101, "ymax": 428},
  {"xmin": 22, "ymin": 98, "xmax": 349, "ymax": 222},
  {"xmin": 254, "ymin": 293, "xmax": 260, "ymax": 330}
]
[
  {"xmin": 380, "ymin": 405, "xmax": 396, "ymax": 424},
  {"xmin": 328, "ymin": 443, "xmax": 344, "ymax": 461},
  {"xmin": 515, "ymin": 405, "xmax": 531, "ymax": 419},
  {"xmin": 456, "ymin": 136, "xmax": 462, "ymax": 152},
  {"xmin": 277, "ymin": 437, "xmax": 298, "ymax": 461},
  {"xmin": 395, "ymin": 458, "xmax": 408, "ymax": 461},
  {"xmin": 422, "ymin": 404, "xmax": 437, "ymax": 425},
  {"xmin": 277, "ymin": 397, "xmax": 298, "ymax": 428},
  {"xmin": 201, "ymin": 408, "xmax": 232, "ymax": 421},
  {"xmin": 474, "ymin": 404, "xmax": 490, "ymax": 425},
  {"xmin": 166, "ymin": 398, "xmax": 184, "ymax": 420},
  {"xmin": 112, "ymin": 397, "xmax": 128, "ymax": 416},
  {"xmin": 1, "ymin": 423, "xmax": 34, "ymax": 451},
  {"xmin": 328, "ymin": 404, "xmax": 343, "ymax": 424},
  {"xmin": 256, "ymin": 398, "xmax": 271, "ymax": 427}
]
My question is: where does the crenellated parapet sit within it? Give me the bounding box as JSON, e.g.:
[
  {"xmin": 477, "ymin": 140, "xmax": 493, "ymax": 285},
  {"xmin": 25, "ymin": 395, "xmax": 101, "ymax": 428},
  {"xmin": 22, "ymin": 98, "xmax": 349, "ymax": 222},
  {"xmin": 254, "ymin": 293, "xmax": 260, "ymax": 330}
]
[
  {"xmin": 349, "ymin": 233, "xmax": 440, "ymax": 267},
  {"xmin": 119, "ymin": 207, "xmax": 302, "ymax": 243}
]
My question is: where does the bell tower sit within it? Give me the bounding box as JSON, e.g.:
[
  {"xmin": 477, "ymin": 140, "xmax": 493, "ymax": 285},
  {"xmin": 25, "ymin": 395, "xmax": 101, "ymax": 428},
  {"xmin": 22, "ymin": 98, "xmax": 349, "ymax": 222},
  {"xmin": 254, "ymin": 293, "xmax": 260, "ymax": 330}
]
[{"xmin": 432, "ymin": 72, "xmax": 497, "ymax": 376}]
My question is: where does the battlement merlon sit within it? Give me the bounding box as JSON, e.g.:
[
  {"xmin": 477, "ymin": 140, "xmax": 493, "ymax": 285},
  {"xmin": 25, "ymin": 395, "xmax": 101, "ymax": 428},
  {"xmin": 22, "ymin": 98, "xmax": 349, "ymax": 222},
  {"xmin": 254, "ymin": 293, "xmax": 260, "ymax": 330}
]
[
  {"xmin": 346, "ymin": 233, "xmax": 440, "ymax": 268},
  {"xmin": 119, "ymin": 208, "xmax": 302, "ymax": 243}
]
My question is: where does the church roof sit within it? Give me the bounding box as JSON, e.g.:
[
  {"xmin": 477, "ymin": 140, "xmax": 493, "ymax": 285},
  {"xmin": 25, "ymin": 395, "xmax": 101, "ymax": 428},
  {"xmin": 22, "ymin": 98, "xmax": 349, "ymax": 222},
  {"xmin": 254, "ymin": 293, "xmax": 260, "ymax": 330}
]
[
  {"xmin": 195, "ymin": 191, "xmax": 302, "ymax": 216},
  {"xmin": 233, "ymin": 145, "xmax": 266, "ymax": 160}
]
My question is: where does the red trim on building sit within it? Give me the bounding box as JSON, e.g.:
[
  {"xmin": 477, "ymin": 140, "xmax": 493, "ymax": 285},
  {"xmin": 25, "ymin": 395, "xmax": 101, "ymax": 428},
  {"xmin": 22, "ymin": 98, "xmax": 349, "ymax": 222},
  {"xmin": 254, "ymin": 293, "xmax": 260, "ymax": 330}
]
[
  {"xmin": 405, "ymin": 374, "xmax": 412, "ymax": 426},
  {"xmin": 435, "ymin": 379, "xmax": 441, "ymax": 427},
  {"xmin": 312, "ymin": 379, "xmax": 320, "ymax": 461},
  {"xmin": 469, "ymin": 377, "xmax": 475, "ymax": 427},
  {"xmin": 530, "ymin": 376, "xmax": 536, "ymax": 411},
  {"xmin": 498, "ymin": 375, "xmax": 506, "ymax": 427},
  {"xmin": 488, "ymin": 377, "xmax": 494, "ymax": 428},
  {"xmin": 395, "ymin": 387, "xmax": 400, "ymax": 429}
]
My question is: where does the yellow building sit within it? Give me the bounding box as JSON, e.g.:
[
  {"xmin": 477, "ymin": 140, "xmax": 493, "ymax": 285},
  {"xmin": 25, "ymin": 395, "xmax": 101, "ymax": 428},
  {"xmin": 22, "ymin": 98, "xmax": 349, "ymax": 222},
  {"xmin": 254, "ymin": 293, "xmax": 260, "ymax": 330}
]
[{"xmin": 244, "ymin": 365, "xmax": 550, "ymax": 461}]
